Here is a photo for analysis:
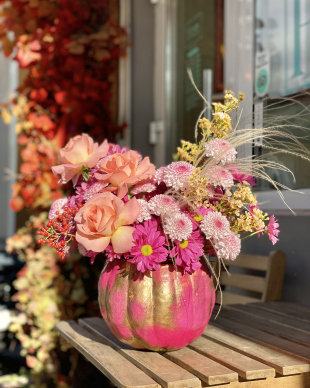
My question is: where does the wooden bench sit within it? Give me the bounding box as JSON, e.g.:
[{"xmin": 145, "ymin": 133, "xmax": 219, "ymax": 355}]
[
  {"xmin": 55, "ymin": 301, "xmax": 310, "ymax": 388},
  {"xmin": 216, "ymin": 250, "xmax": 287, "ymax": 305}
]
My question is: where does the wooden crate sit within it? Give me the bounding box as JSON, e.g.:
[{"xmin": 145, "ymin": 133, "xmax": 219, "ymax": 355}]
[{"xmin": 56, "ymin": 301, "xmax": 310, "ymax": 388}]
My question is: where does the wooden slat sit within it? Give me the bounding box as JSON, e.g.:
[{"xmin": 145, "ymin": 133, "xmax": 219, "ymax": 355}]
[
  {"xmin": 216, "ymin": 291, "xmax": 260, "ymax": 305},
  {"xmin": 262, "ymin": 250, "xmax": 286, "ymax": 301},
  {"xmin": 217, "ymin": 305, "xmax": 310, "ymax": 347},
  {"xmin": 220, "ymin": 272, "xmax": 266, "ymax": 293},
  {"xmin": 203, "ymin": 324, "xmax": 310, "ymax": 375},
  {"xmin": 55, "ymin": 321, "xmax": 159, "ymax": 388},
  {"xmin": 223, "ymin": 254, "xmax": 269, "ymax": 271},
  {"xmin": 252, "ymin": 302, "xmax": 310, "ymax": 323},
  {"xmin": 234, "ymin": 304, "xmax": 310, "ymax": 334},
  {"xmin": 163, "ymin": 347, "xmax": 238, "ymax": 386},
  {"xmin": 188, "ymin": 336, "xmax": 275, "ymax": 380},
  {"xmin": 210, "ymin": 314, "xmax": 310, "ymax": 363},
  {"xmin": 210, "ymin": 373, "xmax": 310, "ymax": 388},
  {"xmin": 267, "ymin": 301, "xmax": 310, "ymax": 321},
  {"xmin": 79, "ymin": 318, "xmax": 200, "ymax": 388}
]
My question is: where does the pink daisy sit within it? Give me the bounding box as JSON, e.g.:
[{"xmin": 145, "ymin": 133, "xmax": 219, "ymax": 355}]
[
  {"xmin": 127, "ymin": 218, "xmax": 168, "ymax": 272},
  {"xmin": 163, "ymin": 162, "xmax": 194, "ymax": 190},
  {"xmin": 205, "ymin": 138, "xmax": 237, "ymax": 164},
  {"xmin": 164, "ymin": 213, "xmax": 193, "ymax": 241},
  {"xmin": 214, "ymin": 232, "xmax": 241, "ymax": 261},
  {"xmin": 49, "ymin": 198, "xmax": 67, "ymax": 219},
  {"xmin": 170, "ymin": 230, "xmax": 204, "ymax": 273},
  {"xmin": 131, "ymin": 182, "xmax": 156, "ymax": 195},
  {"xmin": 229, "ymin": 165, "xmax": 256, "ymax": 185},
  {"xmin": 267, "ymin": 216, "xmax": 280, "ymax": 245},
  {"xmin": 200, "ymin": 211, "xmax": 231, "ymax": 240},
  {"xmin": 136, "ymin": 199, "xmax": 152, "ymax": 223},
  {"xmin": 148, "ymin": 194, "xmax": 180, "ymax": 216},
  {"xmin": 206, "ymin": 165, "xmax": 234, "ymax": 189}
]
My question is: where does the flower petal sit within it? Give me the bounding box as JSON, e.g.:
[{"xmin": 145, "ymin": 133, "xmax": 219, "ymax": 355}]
[{"xmin": 111, "ymin": 226, "xmax": 135, "ymax": 253}]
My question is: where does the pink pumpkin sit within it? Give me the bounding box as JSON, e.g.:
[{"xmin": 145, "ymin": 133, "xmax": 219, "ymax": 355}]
[{"xmin": 98, "ymin": 259, "xmax": 215, "ymax": 351}]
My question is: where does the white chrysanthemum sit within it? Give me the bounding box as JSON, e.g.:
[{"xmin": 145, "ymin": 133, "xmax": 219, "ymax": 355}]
[
  {"xmin": 136, "ymin": 199, "xmax": 152, "ymax": 223},
  {"xmin": 200, "ymin": 211, "xmax": 231, "ymax": 240},
  {"xmin": 148, "ymin": 194, "xmax": 180, "ymax": 216},
  {"xmin": 131, "ymin": 183, "xmax": 156, "ymax": 195},
  {"xmin": 48, "ymin": 198, "xmax": 67, "ymax": 219},
  {"xmin": 215, "ymin": 232, "xmax": 241, "ymax": 261},
  {"xmin": 205, "ymin": 138, "xmax": 237, "ymax": 164},
  {"xmin": 206, "ymin": 165, "xmax": 234, "ymax": 189},
  {"xmin": 154, "ymin": 167, "xmax": 166, "ymax": 184},
  {"xmin": 164, "ymin": 213, "xmax": 193, "ymax": 241},
  {"xmin": 163, "ymin": 162, "xmax": 194, "ymax": 190}
]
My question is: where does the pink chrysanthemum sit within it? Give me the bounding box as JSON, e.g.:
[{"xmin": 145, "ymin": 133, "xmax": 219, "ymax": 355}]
[
  {"xmin": 105, "ymin": 244, "xmax": 122, "ymax": 261},
  {"xmin": 200, "ymin": 211, "xmax": 231, "ymax": 240},
  {"xmin": 154, "ymin": 167, "xmax": 166, "ymax": 184},
  {"xmin": 75, "ymin": 180, "xmax": 108, "ymax": 202},
  {"xmin": 206, "ymin": 165, "xmax": 234, "ymax": 189},
  {"xmin": 214, "ymin": 232, "xmax": 241, "ymax": 261},
  {"xmin": 164, "ymin": 213, "xmax": 193, "ymax": 241},
  {"xmin": 127, "ymin": 218, "xmax": 168, "ymax": 272},
  {"xmin": 170, "ymin": 230, "xmax": 204, "ymax": 273},
  {"xmin": 131, "ymin": 183, "xmax": 156, "ymax": 195},
  {"xmin": 148, "ymin": 194, "xmax": 180, "ymax": 216},
  {"xmin": 49, "ymin": 198, "xmax": 68, "ymax": 219},
  {"xmin": 205, "ymin": 138, "xmax": 237, "ymax": 164},
  {"xmin": 267, "ymin": 215, "xmax": 280, "ymax": 245},
  {"xmin": 136, "ymin": 199, "xmax": 152, "ymax": 223},
  {"xmin": 163, "ymin": 162, "xmax": 194, "ymax": 190}
]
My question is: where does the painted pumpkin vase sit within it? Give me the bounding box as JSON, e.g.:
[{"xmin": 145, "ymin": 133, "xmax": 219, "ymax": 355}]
[{"xmin": 98, "ymin": 259, "xmax": 215, "ymax": 351}]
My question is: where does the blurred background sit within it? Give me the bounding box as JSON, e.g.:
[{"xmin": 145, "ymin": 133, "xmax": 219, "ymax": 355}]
[{"xmin": 0, "ymin": 0, "xmax": 309, "ymax": 386}]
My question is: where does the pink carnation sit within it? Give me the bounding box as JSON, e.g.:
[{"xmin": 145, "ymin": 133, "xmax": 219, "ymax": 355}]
[
  {"xmin": 206, "ymin": 165, "xmax": 234, "ymax": 189},
  {"xmin": 205, "ymin": 138, "xmax": 237, "ymax": 164},
  {"xmin": 200, "ymin": 211, "xmax": 231, "ymax": 240},
  {"xmin": 148, "ymin": 194, "xmax": 180, "ymax": 216},
  {"xmin": 164, "ymin": 213, "xmax": 193, "ymax": 241},
  {"xmin": 127, "ymin": 218, "xmax": 168, "ymax": 272},
  {"xmin": 267, "ymin": 216, "xmax": 280, "ymax": 245},
  {"xmin": 163, "ymin": 162, "xmax": 194, "ymax": 190},
  {"xmin": 215, "ymin": 232, "xmax": 241, "ymax": 261},
  {"xmin": 170, "ymin": 229, "xmax": 204, "ymax": 273}
]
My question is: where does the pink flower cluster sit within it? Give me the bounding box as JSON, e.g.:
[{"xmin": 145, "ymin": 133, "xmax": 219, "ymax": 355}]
[{"xmin": 43, "ymin": 132, "xmax": 279, "ymax": 274}]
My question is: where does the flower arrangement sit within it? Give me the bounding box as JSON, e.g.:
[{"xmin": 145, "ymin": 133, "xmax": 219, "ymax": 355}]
[{"xmin": 37, "ymin": 92, "xmax": 280, "ymax": 275}]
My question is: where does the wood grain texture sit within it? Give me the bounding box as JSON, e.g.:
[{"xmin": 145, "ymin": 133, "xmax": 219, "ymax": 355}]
[
  {"xmin": 203, "ymin": 324, "xmax": 310, "ymax": 375},
  {"xmin": 216, "ymin": 291, "xmax": 260, "ymax": 306},
  {"xmin": 250, "ymin": 302, "xmax": 310, "ymax": 323},
  {"xmin": 210, "ymin": 314, "xmax": 310, "ymax": 363},
  {"xmin": 55, "ymin": 321, "xmax": 159, "ymax": 388},
  {"xmin": 262, "ymin": 250, "xmax": 286, "ymax": 301},
  {"xmin": 233, "ymin": 304, "xmax": 310, "ymax": 334},
  {"xmin": 220, "ymin": 273, "xmax": 266, "ymax": 293},
  {"xmin": 267, "ymin": 301, "xmax": 310, "ymax": 322},
  {"xmin": 79, "ymin": 318, "xmax": 200, "ymax": 388},
  {"xmin": 163, "ymin": 346, "xmax": 238, "ymax": 386},
  {"xmin": 217, "ymin": 305, "xmax": 310, "ymax": 347},
  {"xmin": 188, "ymin": 336, "xmax": 275, "ymax": 380},
  {"xmin": 208, "ymin": 372, "xmax": 310, "ymax": 388},
  {"xmin": 223, "ymin": 254, "xmax": 269, "ymax": 271}
]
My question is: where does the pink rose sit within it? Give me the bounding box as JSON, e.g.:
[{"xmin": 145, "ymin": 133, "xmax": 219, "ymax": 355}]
[
  {"xmin": 52, "ymin": 134, "xmax": 109, "ymax": 186},
  {"xmin": 74, "ymin": 192, "xmax": 140, "ymax": 254},
  {"xmin": 95, "ymin": 150, "xmax": 156, "ymax": 198}
]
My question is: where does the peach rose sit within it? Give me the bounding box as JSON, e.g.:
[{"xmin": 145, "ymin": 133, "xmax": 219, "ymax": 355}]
[
  {"xmin": 52, "ymin": 134, "xmax": 109, "ymax": 186},
  {"xmin": 95, "ymin": 150, "xmax": 155, "ymax": 198},
  {"xmin": 75, "ymin": 192, "xmax": 140, "ymax": 253}
]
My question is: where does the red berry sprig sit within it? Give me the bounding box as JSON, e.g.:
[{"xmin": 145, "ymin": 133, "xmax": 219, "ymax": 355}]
[{"xmin": 37, "ymin": 203, "xmax": 83, "ymax": 260}]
